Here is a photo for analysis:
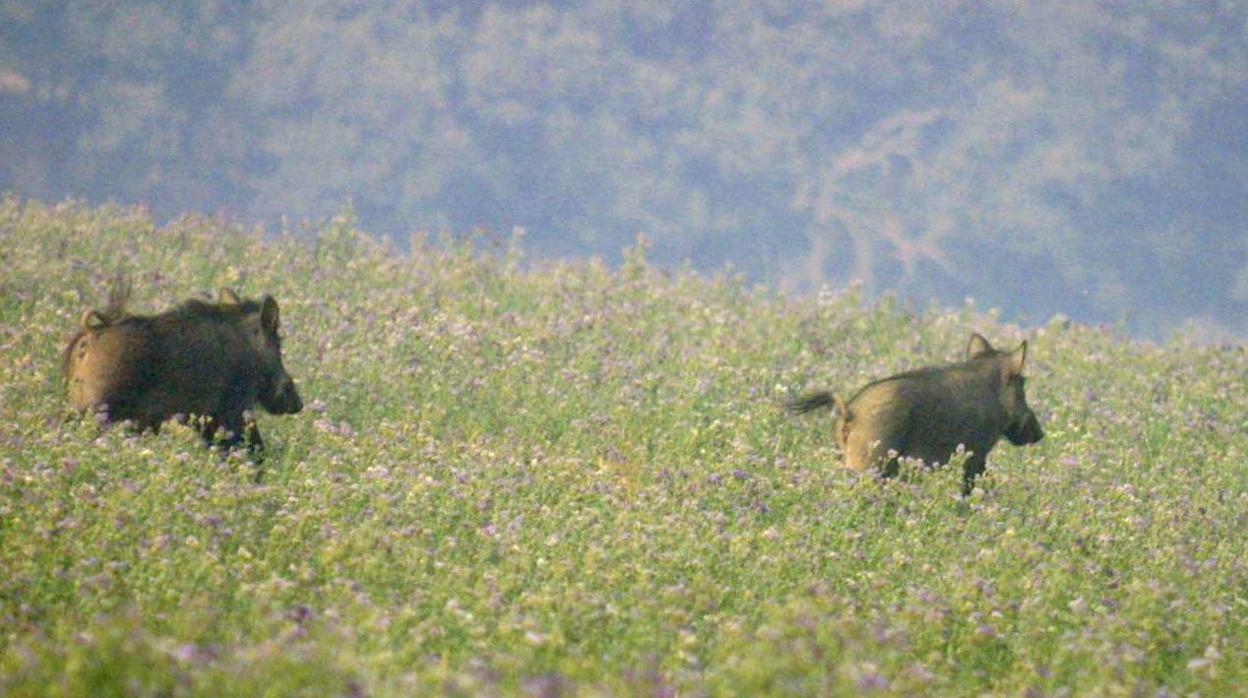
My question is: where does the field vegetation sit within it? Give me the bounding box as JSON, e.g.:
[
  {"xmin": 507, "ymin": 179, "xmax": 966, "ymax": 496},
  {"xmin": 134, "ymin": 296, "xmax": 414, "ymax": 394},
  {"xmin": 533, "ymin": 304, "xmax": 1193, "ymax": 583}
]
[{"xmin": 1, "ymin": 198, "xmax": 1246, "ymax": 695}]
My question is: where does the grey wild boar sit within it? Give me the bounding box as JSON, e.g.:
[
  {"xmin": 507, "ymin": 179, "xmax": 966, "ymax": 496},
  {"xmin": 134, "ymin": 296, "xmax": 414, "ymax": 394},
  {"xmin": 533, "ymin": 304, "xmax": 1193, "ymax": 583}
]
[
  {"xmin": 790, "ymin": 333, "xmax": 1043, "ymax": 493},
  {"xmin": 63, "ymin": 279, "xmax": 303, "ymax": 457}
]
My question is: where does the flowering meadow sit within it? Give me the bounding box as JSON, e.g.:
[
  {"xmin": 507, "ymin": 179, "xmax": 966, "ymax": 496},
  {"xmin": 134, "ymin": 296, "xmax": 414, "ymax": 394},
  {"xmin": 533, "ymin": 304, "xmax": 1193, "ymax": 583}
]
[{"xmin": 1, "ymin": 198, "xmax": 1246, "ymax": 696}]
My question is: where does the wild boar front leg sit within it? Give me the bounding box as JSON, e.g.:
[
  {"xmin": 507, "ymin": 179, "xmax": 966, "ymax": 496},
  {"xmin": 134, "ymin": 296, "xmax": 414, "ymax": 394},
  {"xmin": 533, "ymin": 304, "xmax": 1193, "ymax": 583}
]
[
  {"xmin": 195, "ymin": 413, "xmax": 247, "ymax": 451},
  {"xmin": 961, "ymin": 453, "xmax": 988, "ymax": 495},
  {"xmin": 243, "ymin": 415, "xmax": 265, "ymax": 456}
]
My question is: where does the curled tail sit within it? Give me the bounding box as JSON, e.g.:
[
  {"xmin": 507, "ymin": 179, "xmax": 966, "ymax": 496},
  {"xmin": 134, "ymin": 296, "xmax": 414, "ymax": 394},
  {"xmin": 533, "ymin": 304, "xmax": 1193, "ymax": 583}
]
[
  {"xmin": 788, "ymin": 390, "xmax": 846, "ymax": 416},
  {"xmin": 79, "ymin": 275, "xmax": 132, "ymax": 330}
]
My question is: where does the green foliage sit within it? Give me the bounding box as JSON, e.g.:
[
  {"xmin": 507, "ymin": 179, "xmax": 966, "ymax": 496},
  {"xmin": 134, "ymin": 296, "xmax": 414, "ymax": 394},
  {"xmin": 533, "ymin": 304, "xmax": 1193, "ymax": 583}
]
[{"xmin": 1, "ymin": 199, "xmax": 1246, "ymax": 695}]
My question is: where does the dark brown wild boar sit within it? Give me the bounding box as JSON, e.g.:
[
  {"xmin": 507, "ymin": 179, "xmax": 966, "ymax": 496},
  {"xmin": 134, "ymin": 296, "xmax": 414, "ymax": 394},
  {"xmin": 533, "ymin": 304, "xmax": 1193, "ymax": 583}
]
[
  {"xmin": 790, "ymin": 333, "xmax": 1043, "ymax": 493},
  {"xmin": 63, "ymin": 280, "xmax": 303, "ymax": 456}
]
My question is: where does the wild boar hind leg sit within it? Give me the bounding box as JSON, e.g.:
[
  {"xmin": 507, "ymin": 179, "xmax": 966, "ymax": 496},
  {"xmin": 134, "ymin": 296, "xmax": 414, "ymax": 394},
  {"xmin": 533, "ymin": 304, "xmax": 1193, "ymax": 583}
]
[
  {"xmin": 843, "ymin": 428, "xmax": 907, "ymax": 479},
  {"xmin": 194, "ymin": 413, "xmax": 266, "ymax": 473}
]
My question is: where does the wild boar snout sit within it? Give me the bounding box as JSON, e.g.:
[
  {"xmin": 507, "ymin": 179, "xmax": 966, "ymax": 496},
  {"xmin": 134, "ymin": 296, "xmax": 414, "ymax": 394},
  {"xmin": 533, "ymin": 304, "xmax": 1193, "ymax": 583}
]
[
  {"xmin": 1006, "ymin": 410, "xmax": 1044, "ymax": 445},
  {"xmin": 263, "ymin": 372, "xmax": 303, "ymax": 415}
]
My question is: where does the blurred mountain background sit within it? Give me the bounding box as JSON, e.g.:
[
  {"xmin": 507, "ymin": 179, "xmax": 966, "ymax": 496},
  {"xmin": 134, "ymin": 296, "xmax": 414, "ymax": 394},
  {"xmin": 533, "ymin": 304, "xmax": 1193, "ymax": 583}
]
[{"xmin": 2, "ymin": 1, "xmax": 1246, "ymax": 339}]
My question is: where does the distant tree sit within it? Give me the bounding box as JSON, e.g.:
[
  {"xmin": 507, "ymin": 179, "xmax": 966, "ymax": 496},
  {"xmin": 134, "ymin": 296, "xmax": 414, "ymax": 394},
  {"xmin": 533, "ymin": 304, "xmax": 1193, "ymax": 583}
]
[
  {"xmin": 2, "ymin": 1, "xmax": 1246, "ymax": 335},
  {"xmin": 227, "ymin": 2, "xmax": 475, "ymax": 234},
  {"xmin": 0, "ymin": 2, "xmax": 255, "ymax": 215}
]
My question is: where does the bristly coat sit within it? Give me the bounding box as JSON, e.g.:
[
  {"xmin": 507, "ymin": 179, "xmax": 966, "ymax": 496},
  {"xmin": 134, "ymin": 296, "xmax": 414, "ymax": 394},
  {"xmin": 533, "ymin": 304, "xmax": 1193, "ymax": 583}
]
[
  {"xmin": 63, "ymin": 280, "xmax": 303, "ymax": 457},
  {"xmin": 791, "ymin": 333, "xmax": 1044, "ymax": 493}
]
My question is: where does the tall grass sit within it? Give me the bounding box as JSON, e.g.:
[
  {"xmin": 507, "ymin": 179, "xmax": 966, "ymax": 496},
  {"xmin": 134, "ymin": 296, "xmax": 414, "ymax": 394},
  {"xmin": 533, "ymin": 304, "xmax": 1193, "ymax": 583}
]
[{"xmin": 1, "ymin": 197, "xmax": 1245, "ymax": 696}]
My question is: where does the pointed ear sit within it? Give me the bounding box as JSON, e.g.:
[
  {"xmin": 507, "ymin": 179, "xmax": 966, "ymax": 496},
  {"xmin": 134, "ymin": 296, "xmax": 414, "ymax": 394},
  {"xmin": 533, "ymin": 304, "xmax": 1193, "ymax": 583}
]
[
  {"xmin": 81, "ymin": 309, "xmax": 107, "ymax": 330},
  {"xmin": 218, "ymin": 288, "xmax": 241, "ymax": 308},
  {"xmin": 967, "ymin": 333, "xmax": 994, "ymax": 358},
  {"xmin": 260, "ymin": 295, "xmax": 280, "ymax": 332},
  {"xmin": 1005, "ymin": 341, "xmax": 1027, "ymax": 377}
]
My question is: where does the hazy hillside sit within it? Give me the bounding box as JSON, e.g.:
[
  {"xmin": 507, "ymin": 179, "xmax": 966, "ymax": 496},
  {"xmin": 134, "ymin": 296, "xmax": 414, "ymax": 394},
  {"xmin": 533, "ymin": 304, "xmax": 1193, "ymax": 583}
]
[
  {"xmin": 1, "ymin": 199, "xmax": 1246, "ymax": 695},
  {"xmin": 3, "ymin": 3, "xmax": 1247, "ymax": 337}
]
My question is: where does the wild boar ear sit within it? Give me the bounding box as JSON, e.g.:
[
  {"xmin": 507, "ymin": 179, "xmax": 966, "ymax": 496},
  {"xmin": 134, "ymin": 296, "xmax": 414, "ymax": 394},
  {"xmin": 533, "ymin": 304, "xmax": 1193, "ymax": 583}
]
[
  {"xmin": 260, "ymin": 295, "xmax": 280, "ymax": 332},
  {"xmin": 967, "ymin": 333, "xmax": 994, "ymax": 359},
  {"xmin": 218, "ymin": 288, "xmax": 241, "ymax": 308},
  {"xmin": 80, "ymin": 309, "xmax": 107, "ymax": 330},
  {"xmin": 1005, "ymin": 341, "xmax": 1027, "ymax": 377}
]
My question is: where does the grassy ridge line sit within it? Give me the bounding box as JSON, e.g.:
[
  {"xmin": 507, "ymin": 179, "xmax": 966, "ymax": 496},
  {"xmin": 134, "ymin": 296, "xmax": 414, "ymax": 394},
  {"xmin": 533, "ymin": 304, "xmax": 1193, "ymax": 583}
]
[{"xmin": 0, "ymin": 197, "xmax": 1246, "ymax": 696}]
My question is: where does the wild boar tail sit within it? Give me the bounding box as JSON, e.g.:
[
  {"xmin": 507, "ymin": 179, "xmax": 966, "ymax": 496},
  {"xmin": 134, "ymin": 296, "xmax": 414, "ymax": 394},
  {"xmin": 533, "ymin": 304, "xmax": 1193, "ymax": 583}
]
[
  {"xmin": 104, "ymin": 274, "xmax": 132, "ymax": 315},
  {"xmin": 80, "ymin": 274, "xmax": 132, "ymax": 331},
  {"xmin": 788, "ymin": 391, "xmax": 842, "ymax": 415}
]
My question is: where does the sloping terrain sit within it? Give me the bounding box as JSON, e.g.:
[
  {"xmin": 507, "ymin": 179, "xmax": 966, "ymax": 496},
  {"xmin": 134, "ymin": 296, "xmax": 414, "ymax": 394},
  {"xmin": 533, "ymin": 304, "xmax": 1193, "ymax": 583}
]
[{"xmin": 1, "ymin": 199, "xmax": 1245, "ymax": 695}]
